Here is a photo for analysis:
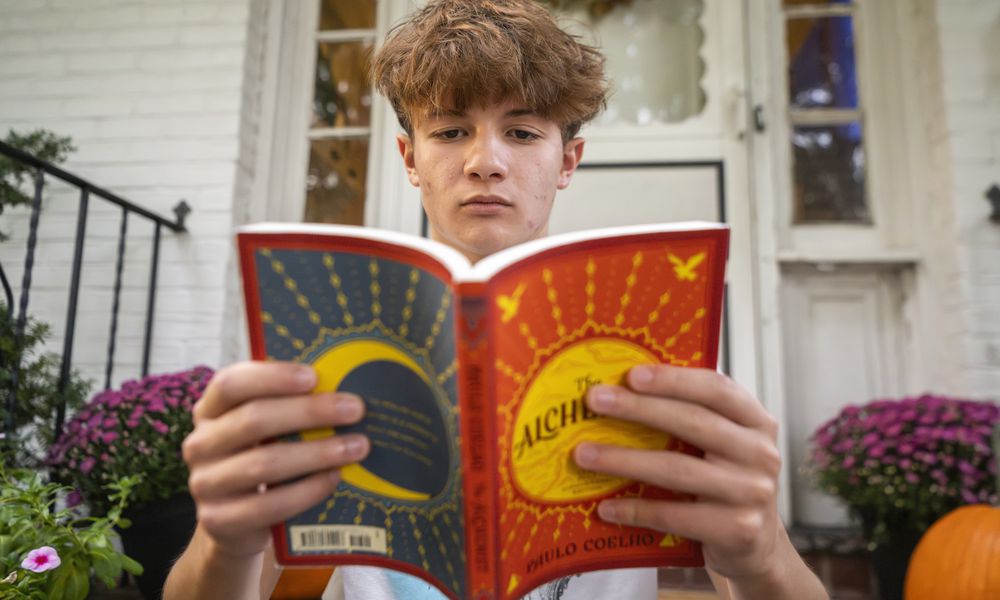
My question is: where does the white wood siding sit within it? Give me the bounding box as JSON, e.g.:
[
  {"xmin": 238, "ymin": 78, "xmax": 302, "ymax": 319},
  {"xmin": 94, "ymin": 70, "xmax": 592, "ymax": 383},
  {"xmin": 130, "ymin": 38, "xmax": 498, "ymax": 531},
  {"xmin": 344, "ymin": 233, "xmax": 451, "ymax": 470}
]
[{"xmin": 0, "ymin": 0, "xmax": 255, "ymax": 388}]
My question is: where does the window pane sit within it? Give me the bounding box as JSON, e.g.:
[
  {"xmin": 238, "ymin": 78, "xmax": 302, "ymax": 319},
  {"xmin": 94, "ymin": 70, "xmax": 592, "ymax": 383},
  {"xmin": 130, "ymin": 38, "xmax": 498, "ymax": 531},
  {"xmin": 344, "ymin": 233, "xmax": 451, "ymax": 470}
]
[
  {"xmin": 305, "ymin": 138, "xmax": 369, "ymax": 225},
  {"xmin": 557, "ymin": 0, "xmax": 707, "ymax": 126},
  {"xmin": 787, "ymin": 16, "xmax": 858, "ymax": 109},
  {"xmin": 792, "ymin": 123, "xmax": 868, "ymax": 223},
  {"xmin": 319, "ymin": 0, "xmax": 375, "ymax": 30},
  {"xmin": 312, "ymin": 42, "xmax": 374, "ymax": 129}
]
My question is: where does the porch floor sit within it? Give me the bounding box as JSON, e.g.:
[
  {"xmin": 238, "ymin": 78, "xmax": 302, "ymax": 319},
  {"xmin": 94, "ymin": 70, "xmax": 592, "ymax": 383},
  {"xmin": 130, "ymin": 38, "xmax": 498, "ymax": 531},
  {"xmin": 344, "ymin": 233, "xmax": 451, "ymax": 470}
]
[
  {"xmin": 94, "ymin": 550, "xmax": 874, "ymax": 599},
  {"xmin": 657, "ymin": 549, "xmax": 874, "ymax": 599}
]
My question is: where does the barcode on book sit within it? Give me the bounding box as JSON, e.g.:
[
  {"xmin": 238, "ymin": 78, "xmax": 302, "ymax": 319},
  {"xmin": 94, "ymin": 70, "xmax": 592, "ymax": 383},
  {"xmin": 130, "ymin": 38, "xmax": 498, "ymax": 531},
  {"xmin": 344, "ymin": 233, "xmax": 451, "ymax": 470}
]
[{"xmin": 289, "ymin": 525, "xmax": 388, "ymax": 554}]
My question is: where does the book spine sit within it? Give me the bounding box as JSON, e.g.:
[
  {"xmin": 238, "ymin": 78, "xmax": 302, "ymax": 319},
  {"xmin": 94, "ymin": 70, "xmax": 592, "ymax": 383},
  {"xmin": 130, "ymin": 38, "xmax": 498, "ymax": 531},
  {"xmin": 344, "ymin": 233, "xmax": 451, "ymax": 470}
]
[{"xmin": 456, "ymin": 282, "xmax": 499, "ymax": 599}]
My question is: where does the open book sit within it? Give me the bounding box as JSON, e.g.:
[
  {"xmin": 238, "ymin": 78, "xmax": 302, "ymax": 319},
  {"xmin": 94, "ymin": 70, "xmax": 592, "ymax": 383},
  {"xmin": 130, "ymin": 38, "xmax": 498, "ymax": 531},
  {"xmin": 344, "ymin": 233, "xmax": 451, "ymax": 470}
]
[{"xmin": 237, "ymin": 221, "xmax": 729, "ymax": 600}]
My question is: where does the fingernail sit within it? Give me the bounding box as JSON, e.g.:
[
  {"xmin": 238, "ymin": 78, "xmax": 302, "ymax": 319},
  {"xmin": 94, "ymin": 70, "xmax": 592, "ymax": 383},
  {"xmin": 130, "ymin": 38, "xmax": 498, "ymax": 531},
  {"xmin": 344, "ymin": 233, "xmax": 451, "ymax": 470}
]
[
  {"xmin": 296, "ymin": 365, "xmax": 317, "ymax": 388},
  {"xmin": 598, "ymin": 502, "xmax": 618, "ymax": 522},
  {"xmin": 590, "ymin": 386, "xmax": 617, "ymax": 411},
  {"xmin": 344, "ymin": 436, "xmax": 367, "ymax": 458},
  {"xmin": 630, "ymin": 365, "xmax": 653, "ymax": 385},
  {"xmin": 575, "ymin": 443, "xmax": 598, "ymax": 467},
  {"xmin": 334, "ymin": 396, "xmax": 364, "ymax": 421}
]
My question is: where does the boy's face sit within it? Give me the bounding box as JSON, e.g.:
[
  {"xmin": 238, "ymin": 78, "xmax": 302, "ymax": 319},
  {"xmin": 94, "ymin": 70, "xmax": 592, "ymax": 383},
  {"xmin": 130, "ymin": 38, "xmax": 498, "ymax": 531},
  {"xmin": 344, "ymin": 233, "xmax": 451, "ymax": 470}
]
[{"xmin": 398, "ymin": 100, "xmax": 585, "ymax": 263}]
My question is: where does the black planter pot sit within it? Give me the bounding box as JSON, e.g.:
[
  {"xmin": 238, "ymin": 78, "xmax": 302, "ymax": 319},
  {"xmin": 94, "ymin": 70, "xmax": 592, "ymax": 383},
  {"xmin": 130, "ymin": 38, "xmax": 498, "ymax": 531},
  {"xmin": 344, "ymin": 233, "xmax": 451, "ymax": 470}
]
[
  {"xmin": 118, "ymin": 493, "xmax": 197, "ymax": 600},
  {"xmin": 869, "ymin": 528, "xmax": 923, "ymax": 600}
]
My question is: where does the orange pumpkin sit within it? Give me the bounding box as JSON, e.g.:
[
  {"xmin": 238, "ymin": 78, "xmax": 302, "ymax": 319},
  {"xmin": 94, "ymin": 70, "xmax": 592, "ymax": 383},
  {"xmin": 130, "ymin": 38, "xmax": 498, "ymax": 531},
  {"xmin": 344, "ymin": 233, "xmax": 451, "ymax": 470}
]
[{"xmin": 904, "ymin": 504, "xmax": 1000, "ymax": 599}]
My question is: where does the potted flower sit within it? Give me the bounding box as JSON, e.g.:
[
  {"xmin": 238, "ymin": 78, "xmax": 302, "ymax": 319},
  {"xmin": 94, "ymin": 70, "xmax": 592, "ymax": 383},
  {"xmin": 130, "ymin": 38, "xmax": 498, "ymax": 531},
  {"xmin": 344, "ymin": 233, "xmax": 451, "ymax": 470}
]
[
  {"xmin": 46, "ymin": 365, "xmax": 214, "ymax": 600},
  {"xmin": 0, "ymin": 463, "xmax": 142, "ymax": 600},
  {"xmin": 808, "ymin": 394, "xmax": 1000, "ymax": 600}
]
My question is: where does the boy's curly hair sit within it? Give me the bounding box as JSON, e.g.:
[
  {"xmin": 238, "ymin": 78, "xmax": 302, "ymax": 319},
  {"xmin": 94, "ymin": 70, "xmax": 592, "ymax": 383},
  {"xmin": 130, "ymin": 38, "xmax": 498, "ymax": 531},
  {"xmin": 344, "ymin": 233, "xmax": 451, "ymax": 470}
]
[{"xmin": 371, "ymin": 0, "xmax": 608, "ymax": 141}]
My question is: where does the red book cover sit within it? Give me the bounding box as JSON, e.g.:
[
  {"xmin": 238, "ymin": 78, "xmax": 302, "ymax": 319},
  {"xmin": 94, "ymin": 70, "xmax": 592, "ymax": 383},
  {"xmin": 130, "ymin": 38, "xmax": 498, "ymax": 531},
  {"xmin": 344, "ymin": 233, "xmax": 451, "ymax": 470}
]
[{"xmin": 237, "ymin": 222, "xmax": 729, "ymax": 600}]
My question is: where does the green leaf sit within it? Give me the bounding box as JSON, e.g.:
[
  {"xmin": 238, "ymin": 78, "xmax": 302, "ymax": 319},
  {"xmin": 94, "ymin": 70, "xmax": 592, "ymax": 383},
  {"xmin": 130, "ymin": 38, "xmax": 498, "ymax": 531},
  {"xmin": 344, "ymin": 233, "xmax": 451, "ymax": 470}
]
[
  {"xmin": 65, "ymin": 567, "xmax": 88, "ymax": 600},
  {"xmin": 44, "ymin": 567, "xmax": 68, "ymax": 600},
  {"xmin": 90, "ymin": 548, "xmax": 122, "ymax": 585},
  {"xmin": 120, "ymin": 553, "xmax": 143, "ymax": 576}
]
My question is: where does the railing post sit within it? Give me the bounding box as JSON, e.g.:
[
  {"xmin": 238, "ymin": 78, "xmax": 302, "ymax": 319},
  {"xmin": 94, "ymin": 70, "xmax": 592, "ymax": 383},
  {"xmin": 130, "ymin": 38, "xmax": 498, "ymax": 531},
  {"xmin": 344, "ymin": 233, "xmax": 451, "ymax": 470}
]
[
  {"xmin": 105, "ymin": 208, "xmax": 128, "ymax": 391},
  {"xmin": 142, "ymin": 222, "xmax": 162, "ymax": 377},
  {"xmin": 54, "ymin": 188, "xmax": 90, "ymax": 441},
  {"xmin": 5, "ymin": 171, "xmax": 46, "ymax": 448}
]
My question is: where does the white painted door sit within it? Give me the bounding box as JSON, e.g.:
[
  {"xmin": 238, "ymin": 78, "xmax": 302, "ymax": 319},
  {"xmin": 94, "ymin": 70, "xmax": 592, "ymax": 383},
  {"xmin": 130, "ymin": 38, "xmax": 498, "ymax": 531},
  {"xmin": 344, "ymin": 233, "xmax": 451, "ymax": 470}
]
[{"xmin": 746, "ymin": 0, "xmax": 924, "ymax": 527}]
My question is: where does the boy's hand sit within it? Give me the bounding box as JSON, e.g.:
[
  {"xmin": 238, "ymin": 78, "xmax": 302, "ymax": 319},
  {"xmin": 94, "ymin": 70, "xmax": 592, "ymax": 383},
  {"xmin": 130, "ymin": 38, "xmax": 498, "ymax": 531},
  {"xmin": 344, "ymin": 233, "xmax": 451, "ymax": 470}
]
[
  {"xmin": 182, "ymin": 361, "xmax": 369, "ymax": 559},
  {"xmin": 572, "ymin": 364, "xmax": 783, "ymax": 582}
]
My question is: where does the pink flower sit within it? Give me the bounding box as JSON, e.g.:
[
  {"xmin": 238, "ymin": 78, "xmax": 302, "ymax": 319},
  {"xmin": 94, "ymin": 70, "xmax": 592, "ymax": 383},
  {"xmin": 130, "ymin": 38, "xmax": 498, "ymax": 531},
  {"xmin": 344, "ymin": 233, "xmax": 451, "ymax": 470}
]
[
  {"xmin": 66, "ymin": 490, "xmax": 83, "ymax": 508},
  {"xmin": 21, "ymin": 546, "xmax": 60, "ymax": 573},
  {"xmin": 151, "ymin": 420, "xmax": 169, "ymax": 435},
  {"xmin": 80, "ymin": 457, "xmax": 96, "ymax": 474}
]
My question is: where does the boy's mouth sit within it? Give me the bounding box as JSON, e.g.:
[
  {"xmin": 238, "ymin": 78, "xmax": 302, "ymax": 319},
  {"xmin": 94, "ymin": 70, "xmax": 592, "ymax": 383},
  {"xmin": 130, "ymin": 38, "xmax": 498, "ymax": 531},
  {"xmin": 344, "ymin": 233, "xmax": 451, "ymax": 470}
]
[{"xmin": 461, "ymin": 194, "xmax": 512, "ymax": 207}]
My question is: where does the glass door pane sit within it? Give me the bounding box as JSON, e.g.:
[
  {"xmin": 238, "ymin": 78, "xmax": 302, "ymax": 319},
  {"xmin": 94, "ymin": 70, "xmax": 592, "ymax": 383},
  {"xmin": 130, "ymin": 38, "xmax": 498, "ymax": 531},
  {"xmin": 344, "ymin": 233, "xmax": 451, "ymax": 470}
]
[
  {"xmin": 783, "ymin": 3, "xmax": 870, "ymax": 224},
  {"xmin": 304, "ymin": 0, "xmax": 376, "ymax": 226}
]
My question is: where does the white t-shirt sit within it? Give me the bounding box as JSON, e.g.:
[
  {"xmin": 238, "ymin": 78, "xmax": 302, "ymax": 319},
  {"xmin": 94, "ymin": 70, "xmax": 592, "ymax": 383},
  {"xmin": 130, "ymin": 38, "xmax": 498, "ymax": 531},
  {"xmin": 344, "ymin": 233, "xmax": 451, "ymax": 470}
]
[{"xmin": 324, "ymin": 566, "xmax": 658, "ymax": 600}]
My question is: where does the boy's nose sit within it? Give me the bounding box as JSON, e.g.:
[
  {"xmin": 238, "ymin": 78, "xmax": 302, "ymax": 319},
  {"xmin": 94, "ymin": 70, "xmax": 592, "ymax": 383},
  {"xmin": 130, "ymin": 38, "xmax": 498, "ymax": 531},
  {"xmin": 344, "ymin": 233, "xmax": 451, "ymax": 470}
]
[{"xmin": 464, "ymin": 134, "xmax": 508, "ymax": 181}]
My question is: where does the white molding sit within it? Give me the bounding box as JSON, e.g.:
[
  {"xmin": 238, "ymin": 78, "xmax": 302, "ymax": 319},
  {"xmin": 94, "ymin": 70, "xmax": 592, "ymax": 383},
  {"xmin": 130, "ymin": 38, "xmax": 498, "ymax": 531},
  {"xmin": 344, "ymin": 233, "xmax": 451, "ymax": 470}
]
[
  {"xmin": 315, "ymin": 29, "xmax": 377, "ymax": 42},
  {"xmin": 254, "ymin": 0, "xmax": 321, "ymax": 224},
  {"xmin": 776, "ymin": 250, "xmax": 920, "ymax": 265},
  {"xmin": 744, "ymin": 0, "xmax": 793, "ymax": 524},
  {"xmin": 309, "ymin": 126, "xmax": 371, "ymax": 139},
  {"xmin": 366, "ymin": 0, "xmax": 424, "ymax": 234},
  {"xmin": 248, "ymin": 0, "xmax": 284, "ymax": 224},
  {"xmin": 787, "ymin": 108, "xmax": 862, "ymax": 125},
  {"xmin": 783, "ymin": 4, "xmax": 855, "ymax": 19}
]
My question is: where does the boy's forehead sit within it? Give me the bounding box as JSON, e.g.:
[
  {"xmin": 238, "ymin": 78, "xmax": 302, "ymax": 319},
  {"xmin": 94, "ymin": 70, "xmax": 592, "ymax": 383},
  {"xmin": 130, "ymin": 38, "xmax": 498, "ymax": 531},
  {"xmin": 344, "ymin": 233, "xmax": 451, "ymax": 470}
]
[{"xmin": 410, "ymin": 99, "xmax": 550, "ymax": 125}]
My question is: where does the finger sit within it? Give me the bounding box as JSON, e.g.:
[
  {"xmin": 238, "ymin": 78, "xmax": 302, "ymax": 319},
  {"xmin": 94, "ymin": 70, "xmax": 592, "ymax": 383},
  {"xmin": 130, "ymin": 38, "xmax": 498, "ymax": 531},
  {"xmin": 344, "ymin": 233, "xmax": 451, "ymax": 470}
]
[
  {"xmin": 626, "ymin": 365, "xmax": 776, "ymax": 431},
  {"xmin": 195, "ymin": 361, "xmax": 317, "ymax": 421},
  {"xmin": 586, "ymin": 385, "xmax": 780, "ymax": 471},
  {"xmin": 574, "ymin": 443, "xmax": 776, "ymax": 507},
  {"xmin": 183, "ymin": 392, "xmax": 365, "ymax": 463},
  {"xmin": 189, "ymin": 434, "xmax": 370, "ymax": 499},
  {"xmin": 197, "ymin": 469, "xmax": 342, "ymax": 540},
  {"xmin": 596, "ymin": 498, "xmax": 769, "ymax": 554}
]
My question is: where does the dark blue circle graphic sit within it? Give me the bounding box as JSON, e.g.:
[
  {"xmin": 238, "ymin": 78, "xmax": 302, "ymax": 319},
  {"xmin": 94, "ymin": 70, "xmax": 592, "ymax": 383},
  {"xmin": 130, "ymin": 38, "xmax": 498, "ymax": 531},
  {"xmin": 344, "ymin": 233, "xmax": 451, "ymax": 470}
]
[{"xmin": 337, "ymin": 360, "xmax": 450, "ymax": 499}]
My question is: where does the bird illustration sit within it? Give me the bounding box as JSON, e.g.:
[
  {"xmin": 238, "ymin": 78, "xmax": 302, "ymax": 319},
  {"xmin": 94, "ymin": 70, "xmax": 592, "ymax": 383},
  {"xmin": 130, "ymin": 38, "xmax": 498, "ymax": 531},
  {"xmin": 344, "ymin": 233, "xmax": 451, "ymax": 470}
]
[
  {"xmin": 668, "ymin": 252, "xmax": 706, "ymax": 282},
  {"xmin": 497, "ymin": 282, "xmax": 526, "ymax": 323}
]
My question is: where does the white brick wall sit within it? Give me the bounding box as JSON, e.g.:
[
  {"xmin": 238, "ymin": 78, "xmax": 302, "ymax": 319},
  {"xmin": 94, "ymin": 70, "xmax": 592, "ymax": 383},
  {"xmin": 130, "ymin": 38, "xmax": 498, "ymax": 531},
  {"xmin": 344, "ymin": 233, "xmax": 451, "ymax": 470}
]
[
  {"xmin": 922, "ymin": 0, "xmax": 1000, "ymax": 397},
  {"xmin": 0, "ymin": 0, "xmax": 255, "ymax": 390}
]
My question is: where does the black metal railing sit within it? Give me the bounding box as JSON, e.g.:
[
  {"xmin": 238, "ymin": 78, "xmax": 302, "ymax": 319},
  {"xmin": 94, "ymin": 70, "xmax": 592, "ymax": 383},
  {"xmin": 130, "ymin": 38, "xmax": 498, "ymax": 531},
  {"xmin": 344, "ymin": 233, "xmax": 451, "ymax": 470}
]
[{"xmin": 0, "ymin": 140, "xmax": 191, "ymax": 443}]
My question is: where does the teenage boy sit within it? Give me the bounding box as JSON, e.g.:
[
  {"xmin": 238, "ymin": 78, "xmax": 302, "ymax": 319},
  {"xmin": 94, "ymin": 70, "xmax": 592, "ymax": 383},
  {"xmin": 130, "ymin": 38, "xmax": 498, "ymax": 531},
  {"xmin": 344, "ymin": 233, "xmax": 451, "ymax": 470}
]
[{"xmin": 164, "ymin": 1, "xmax": 829, "ymax": 598}]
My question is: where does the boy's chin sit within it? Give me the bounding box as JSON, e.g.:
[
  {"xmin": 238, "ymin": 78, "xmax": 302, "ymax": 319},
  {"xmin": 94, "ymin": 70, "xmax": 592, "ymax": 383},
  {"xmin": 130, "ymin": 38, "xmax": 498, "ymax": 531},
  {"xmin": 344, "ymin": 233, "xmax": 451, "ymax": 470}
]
[{"xmin": 458, "ymin": 235, "xmax": 518, "ymax": 263}]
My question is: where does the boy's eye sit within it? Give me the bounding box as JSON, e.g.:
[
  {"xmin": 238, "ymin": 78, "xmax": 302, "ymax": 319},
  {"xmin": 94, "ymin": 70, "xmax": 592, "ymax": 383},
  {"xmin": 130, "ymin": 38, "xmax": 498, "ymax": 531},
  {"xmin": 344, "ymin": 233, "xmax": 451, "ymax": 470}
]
[
  {"xmin": 435, "ymin": 129, "xmax": 463, "ymax": 139},
  {"xmin": 510, "ymin": 129, "xmax": 538, "ymax": 141}
]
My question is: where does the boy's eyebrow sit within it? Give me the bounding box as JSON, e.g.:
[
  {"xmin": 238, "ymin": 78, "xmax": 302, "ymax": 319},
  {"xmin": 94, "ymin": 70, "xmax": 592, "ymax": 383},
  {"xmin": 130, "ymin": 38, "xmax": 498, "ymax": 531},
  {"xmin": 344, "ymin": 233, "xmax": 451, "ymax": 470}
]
[
  {"xmin": 425, "ymin": 108, "xmax": 465, "ymax": 119},
  {"xmin": 505, "ymin": 108, "xmax": 538, "ymax": 118}
]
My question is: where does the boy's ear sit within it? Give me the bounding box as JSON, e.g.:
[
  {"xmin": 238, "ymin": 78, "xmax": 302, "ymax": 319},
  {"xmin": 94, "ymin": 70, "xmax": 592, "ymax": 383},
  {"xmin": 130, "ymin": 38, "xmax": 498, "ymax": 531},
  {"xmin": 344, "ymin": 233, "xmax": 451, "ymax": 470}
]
[
  {"xmin": 397, "ymin": 133, "xmax": 420, "ymax": 187},
  {"xmin": 557, "ymin": 137, "xmax": 586, "ymax": 190}
]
